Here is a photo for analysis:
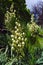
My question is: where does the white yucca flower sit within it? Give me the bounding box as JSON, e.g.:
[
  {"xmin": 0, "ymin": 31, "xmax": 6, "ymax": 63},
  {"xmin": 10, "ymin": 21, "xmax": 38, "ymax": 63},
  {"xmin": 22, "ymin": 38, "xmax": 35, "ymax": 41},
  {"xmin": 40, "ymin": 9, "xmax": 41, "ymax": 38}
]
[
  {"xmin": 16, "ymin": 40, "xmax": 18, "ymax": 43},
  {"xmin": 16, "ymin": 33, "xmax": 20, "ymax": 36},
  {"xmin": 22, "ymin": 32, "xmax": 25, "ymax": 35},
  {"xmin": 18, "ymin": 37, "xmax": 21, "ymax": 40},
  {"xmin": 15, "ymin": 26, "xmax": 17, "ymax": 29},
  {"xmin": 15, "ymin": 36, "xmax": 17, "ymax": 39},
  {"xmin": 22, "ymin": 38, "xmax": 24, "ymax": 41},
  {"xmin": 11, "ymin": 46, "xmax": 14, "ymax": 50},
  {"xmin": 18, "ymin": 44, "xmax": 21, "ymax": 47},
  {"xmin": 15, "ymin": 30, "xmax": 17, "ymax": 33},
  {"xmin": 12, "ymin": 43, "xmax": 14, "ymax": 47},
  {"xmin": 25, "ymin": 38, "xmax": 27, "ymax": 41},
  {"xmin": 12, "ymin": 38, "xmax": 14, "ymax": 41},
  {"xmin": 16, "ymin": 29, "xmax": 19, "ymax": 31},
  {"xmin": 22, "ymin": 42, "xmax": 25, "ymax": 45},
  {"xmin": 18, "ymin": 23, "xmax": 21, "ymax": 27},
  {"xmin": 15, "ymin": 22, "xmax": 18, "ymax": 25},
  {"xmin": 11, "ymin": 35, "xmax": 14, "ymax": 38},
  {"xmin": 14, "ymin": 10, "xmax": 16, "ymax": 13},
  {"xmin": 13, "ymin": 40, "xmax": 15, "ymax": 43}
]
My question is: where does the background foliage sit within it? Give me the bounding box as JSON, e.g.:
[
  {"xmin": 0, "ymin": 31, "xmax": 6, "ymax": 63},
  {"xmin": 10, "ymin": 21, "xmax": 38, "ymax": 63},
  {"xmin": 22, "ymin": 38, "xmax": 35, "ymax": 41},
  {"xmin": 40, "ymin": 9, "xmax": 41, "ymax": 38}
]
[{"xmin": 0, "ymin": 0, "xmax": 43, "ymax": 65}]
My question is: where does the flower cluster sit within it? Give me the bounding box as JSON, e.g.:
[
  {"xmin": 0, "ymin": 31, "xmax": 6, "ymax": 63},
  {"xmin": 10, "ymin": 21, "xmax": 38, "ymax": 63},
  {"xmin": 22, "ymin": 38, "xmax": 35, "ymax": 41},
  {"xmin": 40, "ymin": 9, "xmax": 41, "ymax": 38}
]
[
  {"xmin": 5, "ymin": 10, "xmax": 16, "ymax": 23},
  {"xmin": 5, "ymin": 2, "xmax": 16, "ymax": 24},
  {"xmin": 27, "ymin": 22, "xmax": 40, "ymax": 36},
  {"xmin": 11, "ymin": 21, "xmax": 27, "ymax": 52},
  {"xmin": 5, "ymin": 7, "xmax": 16, "ymax": 30}
]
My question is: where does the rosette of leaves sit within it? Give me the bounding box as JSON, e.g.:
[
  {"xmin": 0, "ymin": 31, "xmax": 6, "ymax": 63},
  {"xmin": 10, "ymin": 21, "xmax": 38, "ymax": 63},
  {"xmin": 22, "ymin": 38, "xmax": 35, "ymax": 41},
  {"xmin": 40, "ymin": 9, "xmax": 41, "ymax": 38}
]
[
  {"xmin": 0, "ymin": 53, "xmax": 8, "ymax": 65},
  {"xmin": 5, "ymin": 58, "xmax": 18, "ymax": 65},
  {"xmin": 0, "ymin": 46, "xmax": 8, "ymax": 65},
  {"xmin": 36, "ymin": 51, "xmax": 43, "ymax": 65}
]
